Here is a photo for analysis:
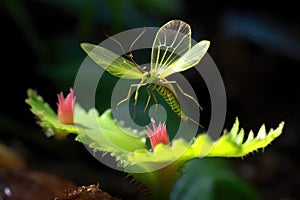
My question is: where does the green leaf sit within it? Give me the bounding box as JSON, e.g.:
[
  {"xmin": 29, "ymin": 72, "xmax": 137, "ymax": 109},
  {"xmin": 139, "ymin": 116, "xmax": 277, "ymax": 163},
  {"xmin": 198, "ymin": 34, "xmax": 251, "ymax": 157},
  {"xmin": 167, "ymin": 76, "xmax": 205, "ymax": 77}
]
[
  {"xmin": 25, "ymin": 89, "xmax": 80, "ymax": 137},
  {"xmin": 171, "ymin": 158, "xmax": 259, "ymax": 200},
  {"xmin": 75, "ymin": 108, "xmax": 146, "ymax": 153},
  {"xmin": 73, "ymin": 115, "xmax": 285, "ymax": 175},
  {"xmin": 124, "ymin": 118, "xmax": 284, "ymax": 165},
  {"xmin": 26, "ymin": 89, "xmax": 146, "ymax": 151},
  {"xmin": 207, "ymin": 118, "xmax": 285, "ymax": 157},
  {"xmin": 117, "ymin": 118, "xmax": 284, "ymax": 179}
]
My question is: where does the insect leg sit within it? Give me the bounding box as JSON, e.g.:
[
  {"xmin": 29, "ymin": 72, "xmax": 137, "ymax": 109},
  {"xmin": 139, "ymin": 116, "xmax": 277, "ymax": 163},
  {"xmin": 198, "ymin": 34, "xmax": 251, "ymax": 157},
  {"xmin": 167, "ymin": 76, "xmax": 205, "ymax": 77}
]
[
  {"xmin": 117, "ymin": 83, "xmax": 142, "ymax": 107},
  {"xmin": 144, "ymin": 84, "xmax": 152, "ymax": 112},
  {"xmin": 133, "ymin": 82, "xmax": 148, "ymax": 105},
  {"xmin": 144, "ymin": 85, "xmax": 159, "ymax": 112},
  {"xmin": 133, "ymin": 82, "xmax": 148, "ymax": 120},
  {"xmin": 151, "ymin": 85, "xmax": 158, "ymax": 112}
]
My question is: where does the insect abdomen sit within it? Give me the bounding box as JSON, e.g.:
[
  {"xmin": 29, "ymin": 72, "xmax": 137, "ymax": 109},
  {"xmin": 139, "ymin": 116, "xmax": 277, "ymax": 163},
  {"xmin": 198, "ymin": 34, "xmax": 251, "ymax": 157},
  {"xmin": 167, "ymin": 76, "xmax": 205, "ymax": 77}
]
[{"xmin": 153, "ymin": 84, "xmax": 187, "ymax": 120}]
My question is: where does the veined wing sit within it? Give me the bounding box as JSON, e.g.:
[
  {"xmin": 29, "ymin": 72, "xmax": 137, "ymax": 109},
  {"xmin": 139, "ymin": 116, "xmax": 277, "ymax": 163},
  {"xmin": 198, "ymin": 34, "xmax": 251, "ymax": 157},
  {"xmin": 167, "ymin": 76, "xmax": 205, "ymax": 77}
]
[
  {"xmin": 159, "ymin": 40, "xmax": 210, "ymax": 77},
  {"xmin": 151, "ymin": 20, "xmax": 191, "ymax": 73},
  {"xmin": 81, "ymin": 43, "xmax": 143, "ymax": 79}
]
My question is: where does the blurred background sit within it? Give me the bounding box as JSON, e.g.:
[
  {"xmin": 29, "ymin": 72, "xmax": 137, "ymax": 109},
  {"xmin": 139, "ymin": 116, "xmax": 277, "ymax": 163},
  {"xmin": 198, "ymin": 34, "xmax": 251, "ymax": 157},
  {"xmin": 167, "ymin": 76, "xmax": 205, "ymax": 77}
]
[{"xmin": 0, "ymin": 0, "xmax": 299, "ymax": 199}]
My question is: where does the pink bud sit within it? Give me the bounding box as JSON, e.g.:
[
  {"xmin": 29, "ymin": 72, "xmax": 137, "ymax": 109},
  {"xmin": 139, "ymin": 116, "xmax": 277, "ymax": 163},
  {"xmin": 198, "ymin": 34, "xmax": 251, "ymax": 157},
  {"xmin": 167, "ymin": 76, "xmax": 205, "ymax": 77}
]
[
  {"xmin": 57, "ymin": 88, "xmax": 75, "ymax": 124},
  {"xmin": 146, "ymin": 118, "xmax": 170, "ymax": 148}
]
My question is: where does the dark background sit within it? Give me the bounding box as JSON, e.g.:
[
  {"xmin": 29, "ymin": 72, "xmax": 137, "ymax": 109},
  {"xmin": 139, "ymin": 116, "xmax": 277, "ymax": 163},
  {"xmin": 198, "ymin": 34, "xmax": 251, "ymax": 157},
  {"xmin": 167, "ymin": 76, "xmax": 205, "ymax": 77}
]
[{"xmin": 0, "ymin": 0, "xmax": 299, "ymax": 199}]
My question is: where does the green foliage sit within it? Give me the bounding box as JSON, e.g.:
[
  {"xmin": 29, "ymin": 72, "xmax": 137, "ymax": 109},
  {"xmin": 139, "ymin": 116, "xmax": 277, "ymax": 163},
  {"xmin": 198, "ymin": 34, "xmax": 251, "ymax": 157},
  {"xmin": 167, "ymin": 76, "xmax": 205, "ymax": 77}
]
[
  {"xmin": 207, "ymin": 118, "xmax": 284, "ymax": 157},
  {"xmin": 26, "ymin": 89, "xmax": 145, "ymax": 151},
  {"xmin": 74, "ymin": 108, "xmax": 146, "ymax": 153},
  {"xmin": 172, "ymin": 158, "xmax": 259, "ymax": 200},
  {"xmin": 124, "ymin": 119, "xmax": 284, "ymax": 165},
  {"xmin": 26, "ymin": 89, "xmax": 284, "ymax": 167}
]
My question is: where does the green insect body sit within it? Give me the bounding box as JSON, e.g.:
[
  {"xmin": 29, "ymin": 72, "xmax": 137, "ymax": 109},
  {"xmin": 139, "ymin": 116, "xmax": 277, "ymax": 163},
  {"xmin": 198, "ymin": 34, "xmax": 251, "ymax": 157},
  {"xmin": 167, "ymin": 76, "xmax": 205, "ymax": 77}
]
[
  {"xmin": 153, "ymin": 84, "xmax": 185, "ymax": 119},
  {"xmin": 153, "ymin": 84, "xmax": 202, "ymax": 127}
]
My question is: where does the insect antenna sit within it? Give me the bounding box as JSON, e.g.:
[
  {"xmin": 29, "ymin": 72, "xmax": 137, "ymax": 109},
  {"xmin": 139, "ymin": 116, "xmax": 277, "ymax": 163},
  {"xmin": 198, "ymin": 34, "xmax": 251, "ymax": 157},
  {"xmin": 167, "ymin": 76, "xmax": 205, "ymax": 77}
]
[
  {"xmin": 104, "ymin": 32, "xmax": 127, "ymax": 56},
  {"xmin": 104, "ymin": 30, "xmax": 147, "ymax": 74},
  {"xmin": 127, "ymin": 26, "xmax": 147, "ymax": 73},
  {"xmin": 129, "ymin": 26, "xmax": 147, "ymax": 53}
]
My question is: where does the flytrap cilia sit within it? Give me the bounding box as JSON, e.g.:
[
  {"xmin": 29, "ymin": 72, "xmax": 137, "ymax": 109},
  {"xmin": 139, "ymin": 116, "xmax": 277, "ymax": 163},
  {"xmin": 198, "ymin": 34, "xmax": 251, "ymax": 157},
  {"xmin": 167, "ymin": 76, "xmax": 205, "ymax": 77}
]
[{"xmin": 81, "ymin": 20, "xmax": 210, "ymax": 127}]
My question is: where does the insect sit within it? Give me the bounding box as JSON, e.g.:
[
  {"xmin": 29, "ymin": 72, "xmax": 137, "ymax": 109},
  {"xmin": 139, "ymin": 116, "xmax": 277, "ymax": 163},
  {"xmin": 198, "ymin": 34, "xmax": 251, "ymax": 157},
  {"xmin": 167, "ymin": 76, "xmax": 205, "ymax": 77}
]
[{"xmin": 81, "ymin": 20, "xmax": 210, "ymax": 126}]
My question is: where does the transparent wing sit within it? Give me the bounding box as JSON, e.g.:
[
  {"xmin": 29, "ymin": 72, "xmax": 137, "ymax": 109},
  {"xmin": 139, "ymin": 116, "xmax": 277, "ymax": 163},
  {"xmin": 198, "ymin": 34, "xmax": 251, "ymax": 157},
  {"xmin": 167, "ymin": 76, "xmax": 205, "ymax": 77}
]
[
  {"xmin": 159, "ymin": 40, "xmax": 210, "ymax": 77},
  {"xmin": 151, "ymin": 20, "xmax": 191, "ymax": 72},
  {"xmin": 81, "ymin": 43, "xmax": 143, "ymax": 79}
]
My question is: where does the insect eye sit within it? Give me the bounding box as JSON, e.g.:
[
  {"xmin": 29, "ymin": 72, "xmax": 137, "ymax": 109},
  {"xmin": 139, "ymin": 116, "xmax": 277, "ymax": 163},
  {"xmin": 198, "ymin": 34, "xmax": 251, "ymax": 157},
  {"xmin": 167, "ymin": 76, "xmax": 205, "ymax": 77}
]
[{"xmin": 142, "ymin": 66, "xmax": 150, "ymax": 72}]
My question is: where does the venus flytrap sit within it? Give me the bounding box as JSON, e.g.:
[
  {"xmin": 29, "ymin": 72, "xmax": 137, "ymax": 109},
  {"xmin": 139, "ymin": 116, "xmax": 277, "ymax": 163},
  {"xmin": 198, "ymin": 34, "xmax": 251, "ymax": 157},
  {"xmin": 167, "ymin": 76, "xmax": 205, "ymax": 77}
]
[{"xmin": 26, "ymin": 89, "xmax": 284, "ymax": 200}]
